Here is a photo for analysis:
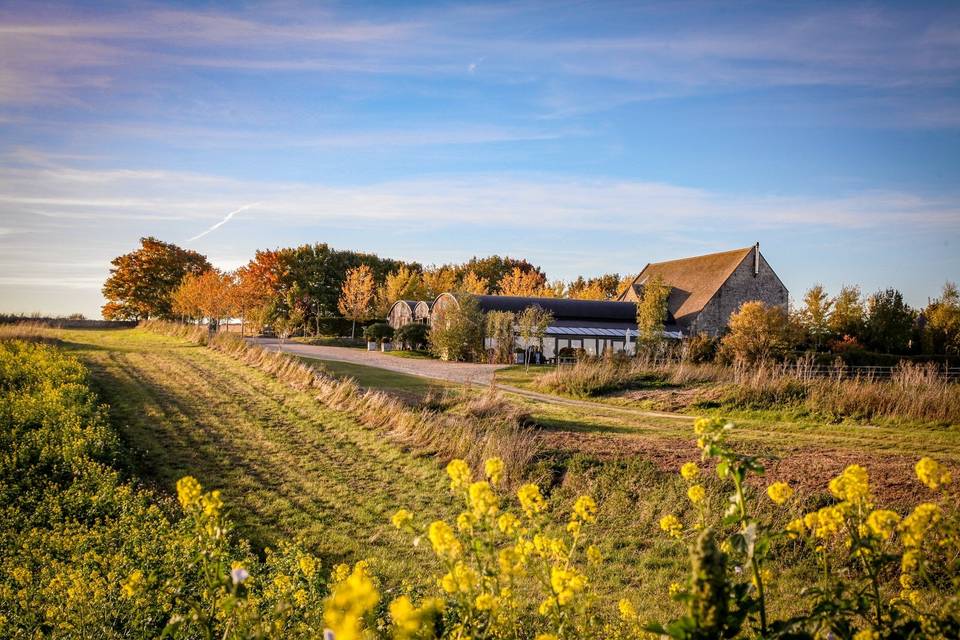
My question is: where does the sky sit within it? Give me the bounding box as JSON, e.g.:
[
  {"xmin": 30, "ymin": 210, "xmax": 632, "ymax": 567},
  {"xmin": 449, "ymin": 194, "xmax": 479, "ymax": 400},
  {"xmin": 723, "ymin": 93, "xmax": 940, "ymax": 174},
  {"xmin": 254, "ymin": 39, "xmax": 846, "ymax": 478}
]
[{"xmin": 1, "ymin": 0, "xmax": 958, "ymax": 319}]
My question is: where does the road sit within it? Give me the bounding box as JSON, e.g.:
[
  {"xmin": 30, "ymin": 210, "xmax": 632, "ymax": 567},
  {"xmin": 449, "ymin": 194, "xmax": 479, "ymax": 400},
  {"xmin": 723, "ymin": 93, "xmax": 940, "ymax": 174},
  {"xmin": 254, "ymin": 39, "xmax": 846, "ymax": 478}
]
[{"xmin": 253, "ymin": 338, "xmax": 691, "ymax": 421}]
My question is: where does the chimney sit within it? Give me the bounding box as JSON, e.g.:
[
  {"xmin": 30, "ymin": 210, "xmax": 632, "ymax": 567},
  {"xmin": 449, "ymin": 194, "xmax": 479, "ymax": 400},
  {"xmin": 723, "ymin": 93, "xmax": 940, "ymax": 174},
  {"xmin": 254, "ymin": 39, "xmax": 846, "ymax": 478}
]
[{"xmin": 753, "ymin": 242, "xmax": 760, "ymax": 277}]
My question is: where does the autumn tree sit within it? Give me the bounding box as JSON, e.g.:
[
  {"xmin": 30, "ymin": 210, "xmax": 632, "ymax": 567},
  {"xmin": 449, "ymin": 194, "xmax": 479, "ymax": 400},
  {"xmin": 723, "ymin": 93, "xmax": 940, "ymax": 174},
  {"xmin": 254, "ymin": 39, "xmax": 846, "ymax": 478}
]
[
  {"xmin": 102, "ymin": 237, "xmax": 210, "ymax": 320},
  {"xmin": 338, "ymin": 265, "xmax": 376, "ymax": 338},
  {"xmin": 798, "ymin": 284, "xmax": 834, "ymax": 349},
  {"xmin": 924, "ymin": 282, "xmax": 960, "ymax": 355},
  {"xmin": 171, "ymin": 270, "xmax": 235, "ymax": 329},
  {"xmin": 376, "ymin": 266, "xmax": 427, "ymax": 315},
  {"xmin": 828, "ymin": 284, "xmax": 865, "ymax": 340},
  {"xmin": 461, "ymin": 255, "xmax": 543, "ymax": 289},
  {"xmin": 423, "ymin": 266, "xmax": 458, "ymax": 299},
  {"xmin": 541, "ymin": 280, "xmax": 567, "ymax": 298},
  {"xmin": 864, "ymin": 288, "xmax": 915, "ymax": 354},
  {"xmin": 517, "ymin": 305, "xmax": 554, "ymax": 368},
  {"xmin": 498, "ymin": 267, "xmax": 546, "ymax": 296},
  {"xmin": 568, "ymin": 274, "xmax": 622, "ymax": 300},
  {"xmin": 720, "ymin": 301, "xmax": 797, "ymax": 364},
  {"xmin": 635, "ymin": 275, "xmax": 671, "ymax": 353},
  {"xmin": 459, "ymin": 271, "xmax": 490, "ymax": 295}
]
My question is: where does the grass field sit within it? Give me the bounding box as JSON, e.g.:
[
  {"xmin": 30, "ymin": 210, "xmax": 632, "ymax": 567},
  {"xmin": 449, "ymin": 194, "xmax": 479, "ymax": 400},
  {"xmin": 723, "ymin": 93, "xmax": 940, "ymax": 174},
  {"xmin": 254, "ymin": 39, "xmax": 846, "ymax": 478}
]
[
  {"xmin": 41, "ymin": 327, "xmax": 960, "ymax": 621},
  {"xmin": 294, "ymin": 355, "xmax": 451, "ymax": 403},
  {"xmin": 57, "ymin": 327, "xmax": 455, "ymax": 586}
]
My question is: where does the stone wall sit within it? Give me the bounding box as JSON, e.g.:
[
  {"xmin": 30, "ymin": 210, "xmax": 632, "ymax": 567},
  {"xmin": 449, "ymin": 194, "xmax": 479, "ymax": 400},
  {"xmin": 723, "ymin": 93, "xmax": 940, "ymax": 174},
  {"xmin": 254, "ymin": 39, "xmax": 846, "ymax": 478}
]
[{"xmin": 690, "ymin": 251, "xmax": 789, "ymax": 336}]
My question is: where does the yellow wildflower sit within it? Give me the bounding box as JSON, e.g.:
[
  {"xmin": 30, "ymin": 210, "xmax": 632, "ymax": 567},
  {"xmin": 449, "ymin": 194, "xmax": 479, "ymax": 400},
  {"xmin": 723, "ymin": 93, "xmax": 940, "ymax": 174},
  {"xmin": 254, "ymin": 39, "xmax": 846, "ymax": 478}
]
[
  {"xmin": 331, "ymin": 563, "xmax": 351, "ymax": 583},
  {"xmin": 323, "ymin": 563, "xmax": 380, "ymax": 640},
  {"xmin": 865, "ymin": 510, "xmax": 900, "ymax": 540},
  {"xmin": 586, "ymin": 545, "xmax": 602, "ymax": 564},
  {"xmin": 120, "ymin": 570, "xmax": 144, "ymax": 599},
  {"xmin": 618, "ymin": 598, "xmax": 637, "ymax": 621},
  {"xmin": 668, "ymin": 582, "xmax": 684, "ymax": 598},
  {"xmin": 572, "ymin": 495, "xmax": 597, "ymax": 523},
  {"xmin": 457, "ymin": 511, "xmax": 476, "ymax": 532},
  {"xmin": 176, "ymin": 476, "xmax": 202, "ymax": 509},
  {"xmin": 550, "ymin": 566, "xmax": 586, "ymax": 606},
  {"xmin": 474, "ymin": 593, "xmax": 496, "ymax": 610},
  {"xmin": 899, "ymin": 502, "xmax": 942, "ymax": 548},
  {"xmin": 484, "ymin": 457, "xmax": 505, "ymax": 485},
  {"xmin": 441, "ymin": 562, "xmax": 477, "ymax": 593},
  {"xmin": 446, "ymin": 459, "xmax": 472, "ymax": 491},
  {"xmin": 901, "ymin": 550, "xmax": 919, "ymax": 573},
  {"xmin": 298, "ymin": 554, "xmax": 317, "ymax": 578},
  {"xmin": 536, "ymin": 634, "xmax": 559, "ymax": 640},
  {"xmin": 391, "ymin": 509, "xmax": 413, "ymax": 530},
  {"xmin": 201, "ymin": 490, "xmax": 223, "ymax": 517},
  {"xmin": 468, "ymin": 481, "xmax": 498, "ymax": 518},
  {"xmin": 497, "ymin": 513, "xmax": 519, "ymax": 535},
  {"xmin": 680, "ymin": 462, "xmax": 700, "ymax": 481},
  {"xmin": 427, "ymin": 520, "xmax": 462, "ymax": 559},
  {"xmin": 567, "ymin": 519, "xmax": 582, "ymax": 537},
  {"xmin": 828, "ymin": 465, "xmax": 870, "ymax": 503},
  {"xmin": 766, "ymin": 481, "xmax": 793, "ymax": 505},
  {"xmin": 785, "ymin": 518, "xmax": 805, "ymax": 538},
  {"xmin": 806, "ymin": 506, "xmax": 845, "ymax": 539},
  {"xmin": 915, "ymin": 457, "xmax": 952, "ymax": 490},
  {"xmin": 517, "ymin": 483, "xmax": 546, "ymax": 517},
  {"xmin": 687, "ymin": 484, "xmax": 706, "ymax": 504},
  {"xmin": 659, "ymin": 514, "xmax": 683, "ymax": 539},
  {"xmin": 853, "ymin": 630, "xmax": 879, "ymax": 640}
]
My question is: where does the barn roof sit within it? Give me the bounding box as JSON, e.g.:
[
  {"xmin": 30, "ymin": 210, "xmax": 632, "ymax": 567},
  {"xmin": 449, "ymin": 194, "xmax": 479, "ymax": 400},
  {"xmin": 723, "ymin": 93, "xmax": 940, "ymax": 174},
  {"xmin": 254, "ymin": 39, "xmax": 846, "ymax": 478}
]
[
  {"xmin": 389, "ymin": 300, "xmax": 418, "ymax": 313},
  {"xmin": 471, "ymin": 294, "xmax": 637, "ymax": 323},
  {"xmin": 618, "ymin": 246, "xmax": 754, "ymax": 326}
]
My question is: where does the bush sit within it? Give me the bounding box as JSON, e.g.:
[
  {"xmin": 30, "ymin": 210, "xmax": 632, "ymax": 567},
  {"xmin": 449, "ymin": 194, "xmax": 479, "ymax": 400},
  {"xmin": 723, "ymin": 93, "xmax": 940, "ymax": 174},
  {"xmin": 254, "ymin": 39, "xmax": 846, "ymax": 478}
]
[
  {"xmin": 394, "ymin": 322, "xmax": 429, "ymax": 350},
  {"xmin": 363, "ymin": 322, "xmax": 395, "ymax": 344},
  {"xmin": 429, "ymin": 295, "xmax": 484, "ymax": 362}
]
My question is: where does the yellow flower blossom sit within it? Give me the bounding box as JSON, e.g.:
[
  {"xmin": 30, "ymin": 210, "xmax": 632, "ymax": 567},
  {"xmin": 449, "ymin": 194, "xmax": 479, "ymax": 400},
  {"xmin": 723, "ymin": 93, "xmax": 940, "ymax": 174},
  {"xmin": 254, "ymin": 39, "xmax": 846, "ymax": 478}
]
[
  {"xmin": 901, "ymin": 550, "xmax": 919, "ymax": 573},
  {"xmin": 550, "ymin": 566, "xmax": 586, "ymax": 606},
  {"xmin": 446, "ymin": 459, "xmax": 472, "ymax": 491},
  {"xmin": 865, "ymin": 510, "xmax": 900, "ymax": 540},
  {"xmin": 517, "ymin": 483, "xmax": 546, "ymax": 517},
  {"xmin": 587, "ymin": 545, "xmax": 602, "ymax": 564},
  {"xmin": 687, "ymin": 484, "xmax": 706, "ymax": 504},
  {"xmin": 536, "ymin": 634, "xmax": 559, "ymax": 640},
  {"xmin": 805, "ymin": 506, "xmax": 845, "ymax": 539},
  {"xmin": 484, "ymin": 457, "xmax": 505, "ymax": 485},
  {"xmin": 428, "ymin": 520, "xmax": 462, "ymax": 559},
  {"xmin": 391, "ymin": 509, "xmax": 413, "ymax": 530},
  {"xmin": 331, "ymin": 563, "xmax": 351, "ymax": 584},
  {"xmin": 659, "ymin": 514, "xmax": 683, "ymax": 539},
  {"xmin": 120, "ymin": 570, "xmax": 144, "ymax": 599},
  {"xmin": 468, "ymin": 481, "xmax": 498, "ymax": 518},
  {"xmin": 497, "ymin": 513, "xmax": 519, "ymax": 535},
  {"xmin": 474, "ymin": 593, "xmax": 496, "ymax": 610},
  {"xmin": 785, "ymin": 518, "xmax": 806, "ymax": 538},
  {"xmin": 440, "ymin": 562, "xmax": 477, "ymax": 593},
  {"xmin": 853, "ymin": 630, "xmax": 880, "ymax": 640},
  {"xmin": 680, "ymin": 462, "xmax": 700, "ymax": 481},
  {"xmin": 176, "ymin": 476, "xmax": 202, "ymax": 509},
  {"xmin": 323, "ymin": 563, "xmax": 380, "ymax": 640},
  {"xmin": 668, "ymin": 582, "xmax": 684, "ymax": 598},
  {"xmin": 766, "ymin": 481, "xmax": 793, "ymax": 505},
  {"xmin": 618, "ymin": 598, "xmax": 637, "ymax": 620},
  {"xmin": 899, "ymin": 502, "xmax": 942, "ymax": 548},
  {"xmin": 572, "ymin": 495, "xmax": 597, "ymax": 523},
  {"xmin": 915, "ymin": 457, "xmax": 952, "ymax": 490},
  {"xmin": 298, "ymin": 554, "xmax": 317, "ymax": 578},
  {"xmin": 457, "ymin": 511, "xmax": 476, "ymax": 532},
  {"xmin": 828, "ymin": 465, "xmax": 870, "ymax": 503}
]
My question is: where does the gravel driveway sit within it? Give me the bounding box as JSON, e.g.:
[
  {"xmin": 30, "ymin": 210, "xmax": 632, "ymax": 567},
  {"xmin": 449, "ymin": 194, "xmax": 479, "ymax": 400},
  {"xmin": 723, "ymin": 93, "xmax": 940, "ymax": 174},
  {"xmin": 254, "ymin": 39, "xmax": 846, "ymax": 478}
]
[{"xmin": 252, "ymin": 338, "xmax": 505, "ymax": 386}]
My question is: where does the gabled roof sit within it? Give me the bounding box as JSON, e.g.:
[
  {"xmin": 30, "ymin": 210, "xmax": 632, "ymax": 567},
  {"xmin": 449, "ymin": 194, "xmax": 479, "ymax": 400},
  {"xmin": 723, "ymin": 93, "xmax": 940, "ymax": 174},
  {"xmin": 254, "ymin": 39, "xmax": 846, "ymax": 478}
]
[{"xmin": 618, "ymin": 246, "xmax": 755, "ymax": 326}]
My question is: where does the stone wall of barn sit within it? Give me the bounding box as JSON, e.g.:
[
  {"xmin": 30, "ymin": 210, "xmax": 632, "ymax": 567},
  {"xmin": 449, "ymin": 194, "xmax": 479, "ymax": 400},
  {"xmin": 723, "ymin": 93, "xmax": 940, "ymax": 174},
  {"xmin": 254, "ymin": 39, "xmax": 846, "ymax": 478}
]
[{"xmin": 690, "ymin": 251, "xmax": 789, "ymax": 336}]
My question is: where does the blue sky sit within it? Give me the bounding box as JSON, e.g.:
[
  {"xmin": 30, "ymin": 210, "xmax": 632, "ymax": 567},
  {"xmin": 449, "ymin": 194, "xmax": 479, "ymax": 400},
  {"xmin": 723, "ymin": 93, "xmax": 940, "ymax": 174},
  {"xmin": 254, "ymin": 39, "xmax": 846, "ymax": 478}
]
[{"xmin": 1, "ymin": 0, "xmax": 958, "ymax": 318}]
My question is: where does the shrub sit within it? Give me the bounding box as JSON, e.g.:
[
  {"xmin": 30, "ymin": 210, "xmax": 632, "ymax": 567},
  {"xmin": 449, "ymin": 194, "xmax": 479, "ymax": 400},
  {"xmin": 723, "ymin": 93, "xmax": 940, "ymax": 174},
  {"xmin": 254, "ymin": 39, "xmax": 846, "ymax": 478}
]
[
  {"xmin": 395, "ymin": 323, "xmax": 429, "ymax": 350},
  {"xmin": 429, "ymin": 295, "xmax": 484, "ymax": 362},
  {"xmin": 719, "ymin": 301, "xmax": 799, "ymax": 364},
  {"xmin": 363, "ymin": 322, "xmax": 395, "ymax": 344}
]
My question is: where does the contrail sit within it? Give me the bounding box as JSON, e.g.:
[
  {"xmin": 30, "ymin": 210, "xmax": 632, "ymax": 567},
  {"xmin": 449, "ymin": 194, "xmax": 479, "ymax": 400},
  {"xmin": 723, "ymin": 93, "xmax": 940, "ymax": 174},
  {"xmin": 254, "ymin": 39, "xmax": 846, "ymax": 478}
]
[{"xmin": 188, "ymin": 202, "xmax": 261, "ymax": 242}]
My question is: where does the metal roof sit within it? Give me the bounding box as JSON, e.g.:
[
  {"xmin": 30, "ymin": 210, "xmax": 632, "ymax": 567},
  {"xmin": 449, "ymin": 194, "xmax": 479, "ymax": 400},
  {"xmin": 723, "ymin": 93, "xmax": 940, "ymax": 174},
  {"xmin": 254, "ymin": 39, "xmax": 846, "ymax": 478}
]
[
  {"xmin": 472, "ymin": 295, "xmax": 637, "ymax": 322},
  {"xmin": 545, "ymin": 326, "xmax": 683, "ymax": 339}
]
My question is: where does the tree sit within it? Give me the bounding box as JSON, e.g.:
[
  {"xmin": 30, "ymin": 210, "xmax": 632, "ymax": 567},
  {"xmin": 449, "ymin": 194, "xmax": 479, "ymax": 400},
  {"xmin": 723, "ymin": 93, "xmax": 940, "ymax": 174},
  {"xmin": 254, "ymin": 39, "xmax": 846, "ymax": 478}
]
[
  {"xmin": 568, "ymin": 274, "xmax": 622, "ymax": 300},
  {"xmin": 338, "ymin": 265, "xmax": 376, "ymax": 339},
  {"xmin": 635, "ymin": 275, "xmax": 671, "ymax": 354},
  {"xmin": 864, "ymin": 288, "xmax": 915, "ymax": 354},
  {"xmin": 428, "ymin": 295, "xmax": 484, "ymax": 361},
  {"xmin": 172, "ymin": 270, "xmax": 235, "ymax": 329},
  {"xmin": 517, "ymin": 305, "xmax": 554, "ymax": 369},
  {"xmin": 498, "ymin": 267, "xmax": 546, "ymax": 296},
  {"xmin": 423, "ymin": 266, "xmax": 458, "ymax": 299},
  {"xmin": 102, "ymin": 237, "xmax": 211, "ymax": 320},
  {"xmin": 924, "ymin": 282, "xmax": 960, "ymax": 356},
  {"xmin": 541, "ymin": 280, "xmax": 567, "ymax": 298},
  {"xmin": 362, "ymin": 322, "xmax": 394, "ymax": 345},
  {"xmin": 829, "ymin": 285, "xmax": 865, "ymax": 340},
  {"xmin": 798, "ymin": 284, "xmax": 834, "ymax": 350},
  {"xmin": 273, "ymin": 306, "xmax": 304, "ymax": 344},
  {"xmin": 461, "ymin": 255, "xmax": 543, "ymax": 289},
  {"xmin": 394, "ymin": 323, "xmax": 429, "ymax": 351},
  {"xmin": 459, "ymin": 271, "xmax": 490, "ymax": 295},
  {"xmin": 376, "ymin": 266, "xmax": 427, "ymax": 316},
  {"xmin": 720, "ymin": 301, "xmax": 797, "ymax": 364},
  {"xmin": 485, "ymin": 310, "xmax": 516, "ymax": 364}
]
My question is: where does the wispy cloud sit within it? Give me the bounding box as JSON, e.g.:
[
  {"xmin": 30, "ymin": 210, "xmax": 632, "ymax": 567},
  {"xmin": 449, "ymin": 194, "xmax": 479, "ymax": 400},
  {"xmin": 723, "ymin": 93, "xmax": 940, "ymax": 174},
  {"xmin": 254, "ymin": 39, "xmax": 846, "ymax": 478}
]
[{"xmin": 188, "ymin": 202, "xmax": 260, "ymax": 242}]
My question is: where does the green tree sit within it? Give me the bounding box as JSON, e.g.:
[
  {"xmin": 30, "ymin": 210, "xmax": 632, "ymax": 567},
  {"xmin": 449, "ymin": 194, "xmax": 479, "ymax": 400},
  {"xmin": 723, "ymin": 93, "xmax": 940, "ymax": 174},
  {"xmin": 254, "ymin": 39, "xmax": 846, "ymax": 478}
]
[
  {"xmin": 485, "ymin": 310, "xmax": 516, "ymax": 364},
  {"xmin": 829, "ymin": 285, "xmax": 866, "ymax": 340},
  {"xmin": 799, "ymin": 283, "xmax": 834, "ymax": 349},
  {"xmin": 428, "ymin": 294, "xmax": 484, "ymax": 361},
  {"xmin": 923, "ymin": 282, "xmax": 960, "ymax": 356},
  {"xmin": 102, "ymin": 237, "xmax": 211, "ymax": 320},
  {"xmin": 719, "ymin": 301, "xmax": 797, "ymax": 364},
  {"xmin": 865, "ymin": 288, "xmax": 916, "ymax": 354},
  {"xmin": 635, "ymin": 275, "xmax": 671, "ymax": 354},
  {"xmin": 517, "ymin": 305, "xmax": 554, "ymax": 369}
]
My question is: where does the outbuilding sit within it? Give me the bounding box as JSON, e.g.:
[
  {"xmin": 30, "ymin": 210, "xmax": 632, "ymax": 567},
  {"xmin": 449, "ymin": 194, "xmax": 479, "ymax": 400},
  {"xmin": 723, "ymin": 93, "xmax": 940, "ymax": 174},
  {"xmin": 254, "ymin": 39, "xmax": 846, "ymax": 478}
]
[{"xmin": 387, "ymin": 300, "xmax": 418, "ymax": 329}]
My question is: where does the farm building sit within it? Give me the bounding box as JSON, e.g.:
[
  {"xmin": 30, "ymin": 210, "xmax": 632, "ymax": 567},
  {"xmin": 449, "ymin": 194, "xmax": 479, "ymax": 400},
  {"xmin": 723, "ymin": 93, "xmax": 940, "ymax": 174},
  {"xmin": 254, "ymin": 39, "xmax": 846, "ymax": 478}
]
[
  {"xmin": 414, "ymin": 300, "xmax": 432, "ymax": 324},
  {"xmin": 430, "ymin": 293, "xmax": 671, "ymax": 359},
  {"xmin": 616, "ymin": 243, "xmax": 788, "ymax": 336},
  {"xmin": 387, "ymin": 300, "xmax": 418, "ymax": 329}
]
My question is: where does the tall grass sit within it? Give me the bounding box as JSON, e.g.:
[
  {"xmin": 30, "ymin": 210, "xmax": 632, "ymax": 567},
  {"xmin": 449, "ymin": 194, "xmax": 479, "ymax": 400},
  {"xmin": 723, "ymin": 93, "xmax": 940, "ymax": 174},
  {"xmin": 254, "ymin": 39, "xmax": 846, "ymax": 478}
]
[
  {"xmin": 535, "ymin": 355, "xmax": 960, "ymax": 425},
  {"xmin": 142, "ymin": 321, "xmax": 541, "ymax": 485}
]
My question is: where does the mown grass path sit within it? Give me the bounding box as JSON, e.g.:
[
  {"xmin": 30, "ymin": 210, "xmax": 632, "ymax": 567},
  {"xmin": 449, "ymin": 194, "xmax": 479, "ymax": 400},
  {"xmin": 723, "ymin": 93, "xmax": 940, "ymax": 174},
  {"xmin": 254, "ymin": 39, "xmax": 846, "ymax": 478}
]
[{"xmin": 59, "ymin": 328, "xmax": 453, "ymax": 584}]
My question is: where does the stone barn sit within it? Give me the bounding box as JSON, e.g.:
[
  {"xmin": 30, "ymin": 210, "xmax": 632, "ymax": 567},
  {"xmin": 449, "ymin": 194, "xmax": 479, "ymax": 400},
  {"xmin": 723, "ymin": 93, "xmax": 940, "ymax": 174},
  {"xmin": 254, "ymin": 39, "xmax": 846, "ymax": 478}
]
[
  {"xmin": 616, "ymin": 244, "xmax": 788, "ymax": 336},
  {"xmin": 387, "ymin": 300, "xmax": 417, "ymax": 329}
]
